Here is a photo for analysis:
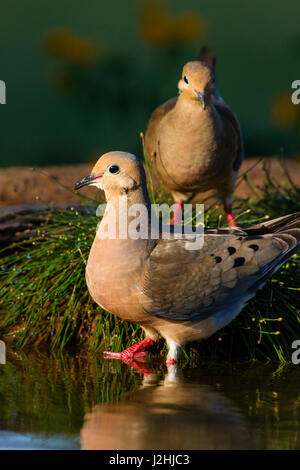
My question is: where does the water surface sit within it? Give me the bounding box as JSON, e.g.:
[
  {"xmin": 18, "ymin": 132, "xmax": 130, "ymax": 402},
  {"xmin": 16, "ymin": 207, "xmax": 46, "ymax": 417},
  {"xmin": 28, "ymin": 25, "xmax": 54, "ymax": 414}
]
[{"xmin": 0, "ymin": 349, "xmax": 299, "ymax": 450}]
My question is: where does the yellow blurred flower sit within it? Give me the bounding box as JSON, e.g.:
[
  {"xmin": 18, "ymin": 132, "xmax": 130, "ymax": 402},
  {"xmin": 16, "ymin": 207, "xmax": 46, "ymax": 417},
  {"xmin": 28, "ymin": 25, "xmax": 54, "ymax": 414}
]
[
  {"xmin": 174, "ymin": 12, "xmax": 205, "ymax": 42},
  {"xmin": 271, "ymin": 92, "xmax": 300, "ymax": 128},
  {"xmin": 139, "ymin": 0, "xmax": 206, "ymax": 46},
  {"xmin": 139, "ymin": 0, "xmax": 173, "ymax": 45},
  {"xmin": 43, "ymin": 28, "xmax": 99, "ymax": 65}
]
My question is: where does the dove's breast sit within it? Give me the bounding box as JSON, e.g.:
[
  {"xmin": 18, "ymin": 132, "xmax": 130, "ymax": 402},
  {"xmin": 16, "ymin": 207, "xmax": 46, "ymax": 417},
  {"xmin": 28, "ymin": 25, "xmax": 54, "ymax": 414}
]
[
  {"xmin": 85, "ymin": 235, "xmax": 152, "ymax": 325},
  {"xmin": 154, "ymin": 104, "xmax": 234, "ymax": 193}
]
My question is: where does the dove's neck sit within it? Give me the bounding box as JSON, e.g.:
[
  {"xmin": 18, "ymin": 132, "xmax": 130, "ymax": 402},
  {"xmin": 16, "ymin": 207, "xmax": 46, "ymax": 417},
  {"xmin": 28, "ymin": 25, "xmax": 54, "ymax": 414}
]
[
  {"xmin": 86, "ymin": 186, "xmax": 153, "ymax": 320},
  {"xmin": 175, "ymin": 93, "xmax": 215, "ymax": 122},
  {"xmin": 98, "ymin": 186, "xmax": 152, "ymax": 241}
]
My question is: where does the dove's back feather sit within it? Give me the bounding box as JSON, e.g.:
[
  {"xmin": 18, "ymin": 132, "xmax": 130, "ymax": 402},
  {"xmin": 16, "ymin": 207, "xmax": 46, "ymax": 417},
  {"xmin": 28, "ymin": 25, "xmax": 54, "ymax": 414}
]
[{"xmin": 141, "ymin": 213, "xmax": 300, "ymax": 323}]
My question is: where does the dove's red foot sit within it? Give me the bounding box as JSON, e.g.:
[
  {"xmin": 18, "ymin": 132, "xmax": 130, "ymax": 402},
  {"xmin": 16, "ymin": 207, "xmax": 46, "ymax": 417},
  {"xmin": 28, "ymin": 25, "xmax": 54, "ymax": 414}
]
[
  {"xmin": 103, "ymin": 336, "xmax": 154, "ymax": 361},
  {"xmin": 171, "ymin": 201, "xmax": 183, "ymax": 225},
  {"xmin": 119, "ymin": 356, "xmax": 153, "ymax": 375},
  {"xmin": 224, "ymin": 203, "xmax": 237, "ymax": 227},
  {"xmin": 166, "ymin": 357, "xmax": 177, "ymax": 366}
]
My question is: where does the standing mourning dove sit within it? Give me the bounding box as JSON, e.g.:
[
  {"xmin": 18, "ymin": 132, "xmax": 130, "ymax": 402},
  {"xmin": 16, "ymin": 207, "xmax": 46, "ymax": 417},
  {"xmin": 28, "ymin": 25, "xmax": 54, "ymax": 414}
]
[
  {"xmin": 75, "ymin": 151, "xmax": 300, "ymax": 367},
  {"xmin": 144, "ymin": 46, "xmax": 243, "ymax": 226}
]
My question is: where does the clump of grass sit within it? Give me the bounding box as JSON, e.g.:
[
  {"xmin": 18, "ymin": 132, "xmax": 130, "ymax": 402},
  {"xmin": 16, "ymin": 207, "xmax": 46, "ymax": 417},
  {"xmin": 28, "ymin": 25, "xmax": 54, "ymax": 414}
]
[{"xmin": 0, "ymin": 158, "xmax": 299, "ymax": 362}]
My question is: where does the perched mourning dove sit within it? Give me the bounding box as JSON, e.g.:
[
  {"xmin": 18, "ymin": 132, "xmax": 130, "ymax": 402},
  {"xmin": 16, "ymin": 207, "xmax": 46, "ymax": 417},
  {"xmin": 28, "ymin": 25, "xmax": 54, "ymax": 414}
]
[
  {"xmin": 144, "ymin": 46, "xmax": 243, "ymax": 226},
  {"xmin": 75, "ymin": 151, "xmax": 300, "ymax": 366}
]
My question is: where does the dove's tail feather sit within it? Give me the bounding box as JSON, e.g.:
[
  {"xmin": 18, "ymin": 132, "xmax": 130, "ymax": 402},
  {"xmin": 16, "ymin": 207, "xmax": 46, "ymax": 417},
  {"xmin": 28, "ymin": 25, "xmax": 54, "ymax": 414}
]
[
  {"xmin": 246, "ymin": 212, "xmax": 300, "ymax": 236},
  {"xmin": 196, "ymin": 45, "xmax": 216, "ymax": 71},
  {"xmin": 247, "ymin": 212, "xmax": 300, "ymax": 292},
  {"xmin": 246, "ymin": 212, "xmax": 300, "ymax": 255}
]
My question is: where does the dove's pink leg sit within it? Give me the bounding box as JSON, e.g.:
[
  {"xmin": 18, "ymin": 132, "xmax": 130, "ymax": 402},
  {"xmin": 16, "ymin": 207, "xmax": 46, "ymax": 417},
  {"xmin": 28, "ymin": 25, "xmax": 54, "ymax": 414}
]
[
  {"xmin": 224, "ymin": 203, "xmax": 237, "ymax": 227},
  {"xmin": 171, "ymin": 201, "xmax": 183, "ymax": 225},
  {"xmin": 103, "ymin": 336, "xmax": 154, "ymax": 360},
  {"xmin": 166, "ymin": 341, "xmax": 181, "ymax": 366},
  {"xmin": 166, "ymin": 357, "xmax": 177, "ymax": 366},
  {"xmin": 119, "ymin": 356, "xmax": 153, "ymax": 375}
]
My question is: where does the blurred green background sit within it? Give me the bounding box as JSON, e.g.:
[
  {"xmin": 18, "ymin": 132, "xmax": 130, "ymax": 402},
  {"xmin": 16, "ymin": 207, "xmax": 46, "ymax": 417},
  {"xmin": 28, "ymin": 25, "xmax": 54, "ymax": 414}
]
[{"xmin": 1, "ymin": 0, "xmax": 300, "ymax": 167}]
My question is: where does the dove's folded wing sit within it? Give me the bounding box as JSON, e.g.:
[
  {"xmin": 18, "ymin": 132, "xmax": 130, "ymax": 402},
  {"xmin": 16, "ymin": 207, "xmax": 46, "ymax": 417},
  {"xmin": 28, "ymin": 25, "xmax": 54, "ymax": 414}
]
[{"xmin": 141, "ymin": 224, "xmax": 298, "ymax": 322}]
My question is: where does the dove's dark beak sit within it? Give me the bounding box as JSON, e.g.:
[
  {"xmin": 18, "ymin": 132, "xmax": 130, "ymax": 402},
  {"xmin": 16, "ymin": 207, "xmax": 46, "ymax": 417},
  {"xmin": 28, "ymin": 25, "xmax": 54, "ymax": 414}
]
[
  {"xmin": 197, "ymin": 91, "xmax": 207, "ymax": 110},
  {"xmin": 74, "ymin": 174, "xmax": 102, "ymax": 190}
]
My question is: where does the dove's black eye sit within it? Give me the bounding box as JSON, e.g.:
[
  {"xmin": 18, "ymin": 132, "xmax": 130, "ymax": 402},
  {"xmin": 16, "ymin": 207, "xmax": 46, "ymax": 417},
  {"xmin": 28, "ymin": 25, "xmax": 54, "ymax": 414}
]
[
  {"xmin": 183, "ymin": 74, "xmax": 189, "ymax": 84},
  {"xmin": 108, "ymin": 164, "xmax": 120, "ymax": 174}
]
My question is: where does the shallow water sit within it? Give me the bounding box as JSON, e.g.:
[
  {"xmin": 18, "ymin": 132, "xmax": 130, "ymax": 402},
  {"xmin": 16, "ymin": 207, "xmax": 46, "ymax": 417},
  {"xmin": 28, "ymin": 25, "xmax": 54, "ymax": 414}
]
[{"xmin": 0, "ymin": 349, "xmax": 299, "ymax": 450}]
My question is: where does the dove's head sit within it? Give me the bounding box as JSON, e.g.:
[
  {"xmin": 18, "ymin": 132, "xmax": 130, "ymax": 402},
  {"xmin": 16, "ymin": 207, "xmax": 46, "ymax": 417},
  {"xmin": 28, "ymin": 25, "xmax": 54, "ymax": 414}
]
[
  {"xmin": 75, "ymin": 151, "xmax": 149, "ymax": 203},
  {"xmin": 178, "ymin": 61, "xmax": 215, "ymax": 109}
]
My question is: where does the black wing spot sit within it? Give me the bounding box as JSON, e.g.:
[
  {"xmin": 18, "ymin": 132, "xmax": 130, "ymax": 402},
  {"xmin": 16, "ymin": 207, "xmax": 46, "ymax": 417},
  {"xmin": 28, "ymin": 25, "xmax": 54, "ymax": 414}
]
[
  {"xmin": 249, "ymin": 244, "xmax": 259, "ymax": 251},
  {"xmin": 215, "ymin": 256, "xmax": 222, "ymax": 263},
  {"xmin": 228, "ymin": 246, "xmax": 236, "ymax": 255},
  {"xmin": 233, "ymin": 257, "xmax": 245, "ymax": 267}
]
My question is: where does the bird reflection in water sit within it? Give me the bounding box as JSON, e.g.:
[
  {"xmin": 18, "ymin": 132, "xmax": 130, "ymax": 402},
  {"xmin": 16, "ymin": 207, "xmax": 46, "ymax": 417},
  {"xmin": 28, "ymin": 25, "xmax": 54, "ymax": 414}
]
[{"xmin": 81, "ymin": 365, "xmax": 261, "ymax": 450}]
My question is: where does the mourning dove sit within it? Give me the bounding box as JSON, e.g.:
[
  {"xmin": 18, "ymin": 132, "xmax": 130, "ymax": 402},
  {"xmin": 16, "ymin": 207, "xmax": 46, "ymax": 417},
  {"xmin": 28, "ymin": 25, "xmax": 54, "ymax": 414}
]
[
  {"xmin": 144, "ymin": 46, "xmax": 243, "ymax": 226},
  {"xmin": 75, "ymin": 151, "xmax": 300, "ymax": 366}
]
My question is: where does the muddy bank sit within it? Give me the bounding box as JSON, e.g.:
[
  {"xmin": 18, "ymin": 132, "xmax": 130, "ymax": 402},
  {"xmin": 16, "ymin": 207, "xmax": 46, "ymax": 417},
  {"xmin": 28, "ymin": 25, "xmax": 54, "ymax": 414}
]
[{"xmin": 0, "ymin": 157, "xmax": 299, "ymax": 207}]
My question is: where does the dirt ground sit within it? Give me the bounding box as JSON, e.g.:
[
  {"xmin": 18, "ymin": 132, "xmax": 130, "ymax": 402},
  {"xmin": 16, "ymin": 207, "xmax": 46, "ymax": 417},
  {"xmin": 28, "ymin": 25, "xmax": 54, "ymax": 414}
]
[{"xmin": 0, "ymin": 157, "xmax": 299, "ymax": 208}]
